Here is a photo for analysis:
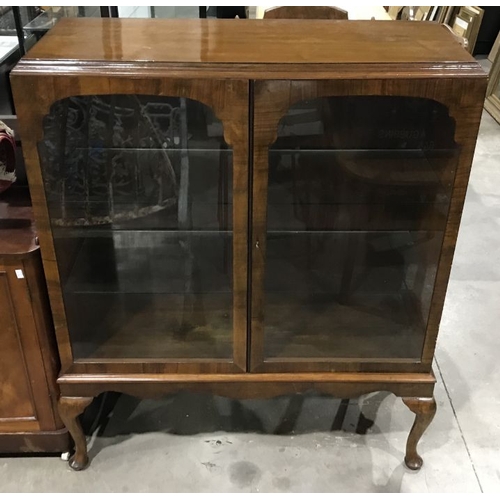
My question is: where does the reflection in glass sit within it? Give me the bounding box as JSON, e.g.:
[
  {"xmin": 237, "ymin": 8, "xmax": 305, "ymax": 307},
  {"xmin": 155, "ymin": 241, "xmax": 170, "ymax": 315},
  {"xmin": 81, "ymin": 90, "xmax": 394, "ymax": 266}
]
[
  {"xmin": 264, "ymin": 96, "xmax": 458, "ymax": 360},
  {"xmin": 23, "ymin": 6, "xmax": 100, "ymax": 35},
  {"xmin": 39, "ymin": 95, "xmax": 233, "ymax": 360}
]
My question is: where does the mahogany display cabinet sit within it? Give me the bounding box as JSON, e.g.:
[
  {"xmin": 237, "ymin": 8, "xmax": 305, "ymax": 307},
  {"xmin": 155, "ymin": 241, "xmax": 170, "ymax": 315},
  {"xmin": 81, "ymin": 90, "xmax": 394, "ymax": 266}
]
[{"xmin": 11, "ymin": 18, "xmax": 487, "ymax": 471}]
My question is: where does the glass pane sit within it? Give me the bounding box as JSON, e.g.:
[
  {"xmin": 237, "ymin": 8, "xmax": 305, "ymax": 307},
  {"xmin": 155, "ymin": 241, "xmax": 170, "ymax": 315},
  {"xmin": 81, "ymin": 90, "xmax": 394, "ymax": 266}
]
[
  {"xmin": 264, "ymin": 96, "xmax": 458, "ymax": 360},
  {"xmin": 39, "ymin": 95, "xmax": 233, "ymax": 360}
]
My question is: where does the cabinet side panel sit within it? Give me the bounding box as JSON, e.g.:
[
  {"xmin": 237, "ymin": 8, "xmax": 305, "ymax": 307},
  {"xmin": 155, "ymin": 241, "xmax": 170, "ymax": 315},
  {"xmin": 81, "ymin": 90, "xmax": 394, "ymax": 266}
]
[{"xmin": 421, "ymin": 77, "xmax": 487, "ymax": 363}]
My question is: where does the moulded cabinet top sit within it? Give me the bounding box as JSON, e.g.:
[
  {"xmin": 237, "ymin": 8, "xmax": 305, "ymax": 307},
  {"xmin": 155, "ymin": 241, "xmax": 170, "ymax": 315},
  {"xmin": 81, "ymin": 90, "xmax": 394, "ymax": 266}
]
[{"xmin": 14, "ymin": 18, "xmax": 485, "ymax": 79}]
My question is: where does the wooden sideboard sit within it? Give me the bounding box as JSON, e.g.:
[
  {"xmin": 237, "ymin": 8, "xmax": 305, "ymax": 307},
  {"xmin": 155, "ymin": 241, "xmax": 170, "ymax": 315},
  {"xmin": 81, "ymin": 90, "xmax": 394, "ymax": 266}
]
[
  {"xmin": 11, "ymin": 18, "xmax": 486, "ymax": 470},
  {"xmin": 0, "ymin": 187, "xmax": 69, "ymax": 453}
]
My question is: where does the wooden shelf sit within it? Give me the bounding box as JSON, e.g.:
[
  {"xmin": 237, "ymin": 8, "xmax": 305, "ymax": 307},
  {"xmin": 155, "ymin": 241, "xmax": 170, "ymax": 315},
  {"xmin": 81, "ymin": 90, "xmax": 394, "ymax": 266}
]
[
  {"xmin": 65, "ymin": 292, "xmax": 233, "ymax": 360},
  {"xmin": 263, "ymin": 291, "xmax": 424, "ymax": 360}
]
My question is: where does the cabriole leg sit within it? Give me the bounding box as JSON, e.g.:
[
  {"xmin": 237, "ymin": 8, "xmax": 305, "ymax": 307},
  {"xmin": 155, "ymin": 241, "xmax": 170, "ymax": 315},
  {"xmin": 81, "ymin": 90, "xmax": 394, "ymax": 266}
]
[
  {"xmin": 58, "ymin": 396, "xmax": 94, "ymax": 471},
  {"xmin": 402, "ymin": 397, "xmax": 437, "ymax": 471}
]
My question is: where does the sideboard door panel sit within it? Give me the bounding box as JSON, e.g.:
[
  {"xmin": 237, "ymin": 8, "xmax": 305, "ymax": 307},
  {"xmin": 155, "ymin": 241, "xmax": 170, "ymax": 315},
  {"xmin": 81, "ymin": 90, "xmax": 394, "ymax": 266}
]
[
  {"xmin": 0, "ymin": 267, "xmax": 36, "ymax": 424},
  {"xmin": 250, "ymin": 80, "xmax": 467, "ymax": 373}
]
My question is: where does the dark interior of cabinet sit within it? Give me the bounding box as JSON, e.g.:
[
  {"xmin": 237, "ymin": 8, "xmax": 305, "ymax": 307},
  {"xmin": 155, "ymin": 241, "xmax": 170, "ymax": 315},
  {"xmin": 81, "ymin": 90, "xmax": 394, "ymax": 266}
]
[
  {"xmin": 39, "ymin": 95, "xmax": 234, "ymax": 361},
  {"xmin": 263, "ymin": 96, "xmax": 458, "ymax": 361},
  {"xmin": 37, "ymin": 91, "xmax": 460, "ymax": 366}
]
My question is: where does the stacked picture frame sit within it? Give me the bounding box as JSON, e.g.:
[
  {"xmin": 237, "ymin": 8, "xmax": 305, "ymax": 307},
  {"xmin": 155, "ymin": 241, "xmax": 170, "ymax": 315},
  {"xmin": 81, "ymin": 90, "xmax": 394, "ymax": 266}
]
[
  {"xmin": 485, "ymin": 46, "xmax": 500, "ymax": 124},
  {"xmin": 488, "ymin": 31, "xmax": 500, "ymax": 64},
  {"xmin": 450, "ymin": 6, "xmax": 484, "ymax": 53},
  {"xmin": 386, "ymin": 6, "xmax": 484, "ymax": 54}
]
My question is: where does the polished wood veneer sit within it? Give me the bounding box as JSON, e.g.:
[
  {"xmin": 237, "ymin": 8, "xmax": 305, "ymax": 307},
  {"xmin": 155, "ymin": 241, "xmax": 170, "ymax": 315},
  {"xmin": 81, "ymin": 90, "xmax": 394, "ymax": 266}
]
[
  {"xmin": 16, "ymin": 19, "xmax": 484, "ymax": 79},
  {"xmin": 24, "ymin": 19, "xmax": 476, "ymax": 65}
]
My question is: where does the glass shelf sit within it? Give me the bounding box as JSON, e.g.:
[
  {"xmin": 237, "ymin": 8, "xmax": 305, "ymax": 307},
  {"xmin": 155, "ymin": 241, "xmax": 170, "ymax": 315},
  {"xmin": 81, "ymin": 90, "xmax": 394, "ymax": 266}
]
[
  {"xmin": 60, "ymin": 231, "xmax": 232, "ymax": 294},
  {"xmin": 267, "ymin": 148, "xmax": 455, "ymax": 233}
]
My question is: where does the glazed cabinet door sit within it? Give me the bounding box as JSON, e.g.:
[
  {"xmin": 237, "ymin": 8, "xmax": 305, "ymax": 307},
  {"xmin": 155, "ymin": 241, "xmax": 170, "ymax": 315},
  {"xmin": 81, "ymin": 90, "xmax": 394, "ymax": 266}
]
[
  {"xmin": 14, "ymin": 77, "xmax": 248, "ymax": 374},
  {"xmin": 250, "ymin": 79, "xmax": 484, "ymax": 372}
]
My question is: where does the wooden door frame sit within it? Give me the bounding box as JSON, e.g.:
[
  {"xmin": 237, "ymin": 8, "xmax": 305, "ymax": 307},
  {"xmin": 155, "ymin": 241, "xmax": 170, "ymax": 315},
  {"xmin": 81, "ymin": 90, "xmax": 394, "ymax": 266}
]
[
  {"xmin": 11, "ymin": 74, "xmax": 249, "ymax": 375},
  {"xmin": 250, "ymin": 78, "xmax": 486, "ymax": 373}
]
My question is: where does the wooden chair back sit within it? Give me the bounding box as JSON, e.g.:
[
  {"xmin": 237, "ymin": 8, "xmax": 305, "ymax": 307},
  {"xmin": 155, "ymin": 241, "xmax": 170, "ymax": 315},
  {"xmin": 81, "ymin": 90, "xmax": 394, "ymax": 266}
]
[{"xmin": 263, "ymin": 6, "xmax": 348, "ymax": 20}]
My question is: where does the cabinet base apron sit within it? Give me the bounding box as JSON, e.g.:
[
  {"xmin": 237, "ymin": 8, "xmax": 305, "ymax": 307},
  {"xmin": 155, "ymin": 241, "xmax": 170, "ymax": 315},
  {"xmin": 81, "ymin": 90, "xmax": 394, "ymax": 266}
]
[
  {"xmin": 0, "ymin": 429, "xmax": 70, "ymax": 454},
  {"xmin": 58, "ymin": 371, "xmax": 435, "ymax": 471}
]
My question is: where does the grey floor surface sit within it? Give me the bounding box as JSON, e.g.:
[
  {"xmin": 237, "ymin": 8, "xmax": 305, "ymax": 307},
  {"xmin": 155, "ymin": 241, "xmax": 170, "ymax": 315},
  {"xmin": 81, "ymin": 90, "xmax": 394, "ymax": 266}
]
[{"xmin": 2, "ymin": 86, "xmax": 500, "ymax": 494}]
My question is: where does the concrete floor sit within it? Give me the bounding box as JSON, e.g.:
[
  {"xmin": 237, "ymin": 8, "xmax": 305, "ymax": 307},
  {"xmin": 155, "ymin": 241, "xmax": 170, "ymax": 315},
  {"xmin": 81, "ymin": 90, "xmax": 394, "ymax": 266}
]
[{"xmin": 2, "ymin": 91, "xmax": 500, "ymax": 494}]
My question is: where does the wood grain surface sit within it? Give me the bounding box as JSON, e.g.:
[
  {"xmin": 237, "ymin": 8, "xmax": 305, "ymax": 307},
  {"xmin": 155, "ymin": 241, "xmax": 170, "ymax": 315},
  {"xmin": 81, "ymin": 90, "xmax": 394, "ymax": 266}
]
[{"xmin": 23, "ymin": 18, "xmax": 476, "ymax": 65}]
